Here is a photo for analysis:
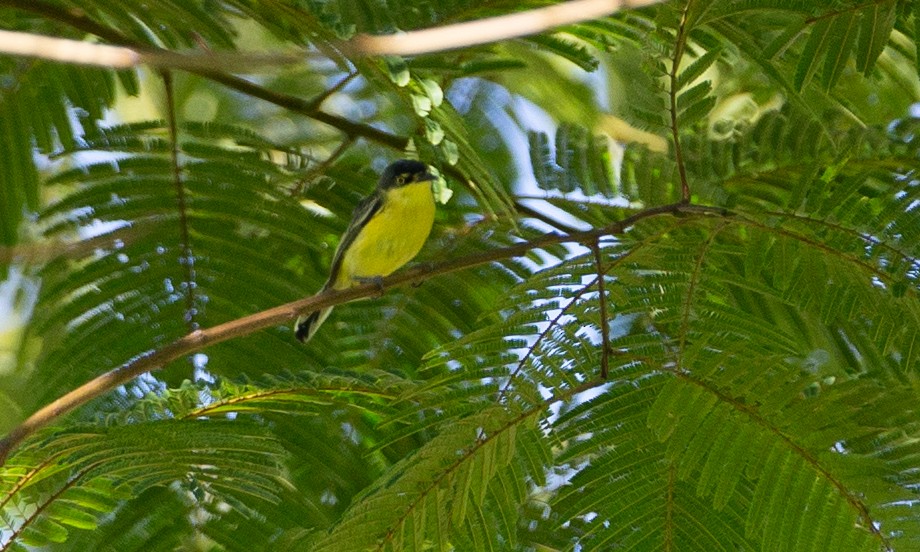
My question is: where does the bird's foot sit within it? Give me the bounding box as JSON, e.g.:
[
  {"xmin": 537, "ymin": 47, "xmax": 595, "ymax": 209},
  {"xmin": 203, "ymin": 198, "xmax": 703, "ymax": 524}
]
[{"xmin": 356, "ymin": 275, "xmax": 385, "ymax": 297}]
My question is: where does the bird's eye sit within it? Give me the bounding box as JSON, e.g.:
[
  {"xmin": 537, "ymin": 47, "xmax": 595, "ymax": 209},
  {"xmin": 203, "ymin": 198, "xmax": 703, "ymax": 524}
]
[{"xmin": 395, "ymin": 175, "xmax": 406, "ymax": 185}]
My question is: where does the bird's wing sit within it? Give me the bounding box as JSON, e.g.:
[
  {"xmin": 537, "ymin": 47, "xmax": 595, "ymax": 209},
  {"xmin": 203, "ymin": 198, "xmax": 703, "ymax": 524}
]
[{"xmin": 325, "ymin": 190, "xmax": 383, "ymax": 288}]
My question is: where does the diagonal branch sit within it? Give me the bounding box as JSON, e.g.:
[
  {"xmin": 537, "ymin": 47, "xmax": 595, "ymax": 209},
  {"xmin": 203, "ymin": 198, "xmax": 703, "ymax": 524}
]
[
  {"xmin": 351, "ymin": 0, "xmax": 666, "ymax": 56},
  {"xmin": 668, "ymin": 0, "xmax": 694, "ymax": 202},
  {"xmin": 201, "ymin": 71, "xmax": 410, "ymax": 149},
  {"xmin": 1, "ymin": 1, "xmax": 668, "ymax": 64},
  {"xmin": 0, "ymin": 202, "xmax": 722, "ymax": 465},
  {"xmin": 0, "ymin": 456, "xmax": 56, "ymax": 511}
]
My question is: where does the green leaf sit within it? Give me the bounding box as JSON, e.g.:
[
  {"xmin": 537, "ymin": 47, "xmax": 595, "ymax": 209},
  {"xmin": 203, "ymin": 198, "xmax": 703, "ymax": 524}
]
[{"xmin": 856, "ymin": 3, "xmax": 897, "ymax": 75}]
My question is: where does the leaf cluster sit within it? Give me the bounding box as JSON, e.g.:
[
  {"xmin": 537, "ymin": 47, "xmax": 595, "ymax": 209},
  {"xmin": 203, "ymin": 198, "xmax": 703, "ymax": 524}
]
[{"xmin": 4, "ymin": 1, "xmax": 920, "ymax": 551}]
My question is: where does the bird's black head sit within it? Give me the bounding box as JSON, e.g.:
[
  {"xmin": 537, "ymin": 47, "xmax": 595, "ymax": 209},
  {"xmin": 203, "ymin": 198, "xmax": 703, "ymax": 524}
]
[{"xmin": 378, "ymin": 159, "xmax": 434, "ymax": 189}]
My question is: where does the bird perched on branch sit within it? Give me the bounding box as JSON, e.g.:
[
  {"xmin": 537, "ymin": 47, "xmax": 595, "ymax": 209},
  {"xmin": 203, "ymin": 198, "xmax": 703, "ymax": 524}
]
[{"xmin": 296, "ymin": 159, "xmax": 438, "ymax": 342}]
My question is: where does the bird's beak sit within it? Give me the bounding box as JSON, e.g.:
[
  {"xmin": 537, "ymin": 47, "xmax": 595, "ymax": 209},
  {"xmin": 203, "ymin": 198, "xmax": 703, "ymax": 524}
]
[{"xmin": 416, "ymin": 170, "xmax": 437, "ymax": 183}]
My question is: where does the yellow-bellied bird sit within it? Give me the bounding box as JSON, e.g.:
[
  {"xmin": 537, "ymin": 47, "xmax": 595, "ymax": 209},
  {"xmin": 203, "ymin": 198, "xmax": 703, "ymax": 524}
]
[{"xmin": 296, "ymin": 159, "xmax": 437, "ymax": 342}]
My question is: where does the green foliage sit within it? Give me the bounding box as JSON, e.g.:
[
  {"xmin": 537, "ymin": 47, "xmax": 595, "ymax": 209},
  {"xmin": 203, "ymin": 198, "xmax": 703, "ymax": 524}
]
[
  {"xmin": 3, "ymin": 1, "xmax": 920, "ymax": 551},
  {"xmin": 1, "ymin": 415, "xmax": 288, "ymax": 549},
  {"xmin": 529, "ymin": 125, "xmax": 616, "ymax": 196}
]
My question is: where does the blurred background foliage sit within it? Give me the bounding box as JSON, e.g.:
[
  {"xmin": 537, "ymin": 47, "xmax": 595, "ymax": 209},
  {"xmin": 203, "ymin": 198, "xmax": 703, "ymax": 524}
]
[{"xmin": 2, "ymin": 0, "xmax": 920, "ymax": 550}]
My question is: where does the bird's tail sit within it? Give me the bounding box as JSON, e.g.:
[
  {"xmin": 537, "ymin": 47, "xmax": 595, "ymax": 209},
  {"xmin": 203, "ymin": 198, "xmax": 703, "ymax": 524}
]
[{"xmin": 295, "ymin": 307, "xmax": 333, "ymax": 342}]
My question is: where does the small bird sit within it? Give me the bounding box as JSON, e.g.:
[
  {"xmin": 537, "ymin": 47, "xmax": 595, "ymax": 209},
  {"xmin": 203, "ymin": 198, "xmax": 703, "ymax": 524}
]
[{"xmin": 295, "ymin": 159, "xmax": 437, "ymax": 342}]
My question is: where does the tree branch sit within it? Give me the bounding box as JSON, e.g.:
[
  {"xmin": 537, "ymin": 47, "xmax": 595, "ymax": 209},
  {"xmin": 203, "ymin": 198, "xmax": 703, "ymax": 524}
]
[
  {"xmin": 350, "ymin": 0, "xmax": 666, "ymax": 56},
  {"xmin": 668, "ymin": 0, "xmax": 693, "ymax": 203},
  {"xmin": 0, "ymin": 28, "xmax": 303, "ymax": 70},
  {"xmin": 0, "ymin": 202, "xmax": 725, "ymax": 465},
  {"xmin": 1, "ymin": 1, "xmax": 668, "ymax": 63}
]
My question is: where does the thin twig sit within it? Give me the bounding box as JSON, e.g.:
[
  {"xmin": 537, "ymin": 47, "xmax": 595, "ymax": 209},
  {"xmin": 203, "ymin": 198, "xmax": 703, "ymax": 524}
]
[
  {"xmin": 376, "ymin": 377, "xmax": 608, "ymax": 551},
  {"xmin": 0, "ymin": 202, "xmax": 722, "ymax": 464},
  {"xmin": 196, "ymin": 70, "xmax": 411, "ymax": 149},
  {"xmin": 664, "ymin": 462, "xmax": 676, "ymax": 551},
  {"xmin": 0, "ymin": 463, "xmax": 98, "ymax": 551},
  {"xmin": 675, "ymin": 221, "xmax": 726, "ymax": 371},
  {"xmin": 304, "ymin": 72, "xmax": 358, "ymax": 112},
  {"xmin": 496, "ymin": 274, "xmax": 600, "ymax": 403},
  {"xmin": 289, "ymin": 137, "xmax": 356, "ymax": 197},
  {"xmin": 162, "ymin": 71, "xmax": 198, "ymax": 332},
  {"xmin": 668, "ymin": 0, "xmax": 693, "ymax": 203},
  {"xmin": 495, "ymin": 227, "xmax": 671, "ymax": 403}
]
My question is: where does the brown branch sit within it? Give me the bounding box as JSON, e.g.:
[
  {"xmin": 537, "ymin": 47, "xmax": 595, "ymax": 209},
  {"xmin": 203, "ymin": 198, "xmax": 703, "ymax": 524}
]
[
  {"xmin": 0, "ymin": 202, "xmax": 723, "ymax": 465},
  {"xmin": 668, "ymin": 0, "xmax": 693, "ymax": 203},
  {"xmin": 2, "ymin": 1, "xmax": 668, "ymax": 64},
  {"xmin": 171, "ymin": 69, "xmax": 411, "ymax": 150},
  {"xmin": 494, "ymin": 229, "xmax": 672, "ymax": 403},
  {"xmin": 350, "ymin": 0, "xmax": 666, "ymax": 56}
]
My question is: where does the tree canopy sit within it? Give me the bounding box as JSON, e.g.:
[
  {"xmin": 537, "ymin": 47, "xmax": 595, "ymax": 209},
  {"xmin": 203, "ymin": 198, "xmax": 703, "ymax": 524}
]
[{"xmin": 2, "ymin": 0, "xmax": 920, "ymax": 550}]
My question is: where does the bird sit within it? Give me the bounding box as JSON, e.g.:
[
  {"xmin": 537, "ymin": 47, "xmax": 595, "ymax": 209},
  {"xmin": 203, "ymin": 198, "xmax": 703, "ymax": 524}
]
[{"xmin": 295, "ymin": 159, "xmax": 437, "ymax": 342}]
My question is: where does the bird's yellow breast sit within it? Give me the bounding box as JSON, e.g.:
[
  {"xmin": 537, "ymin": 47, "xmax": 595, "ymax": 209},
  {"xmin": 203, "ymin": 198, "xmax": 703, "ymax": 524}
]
[{"xmin": 334, "ymin": 181, "xmax": 435, "ymax": 289}]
